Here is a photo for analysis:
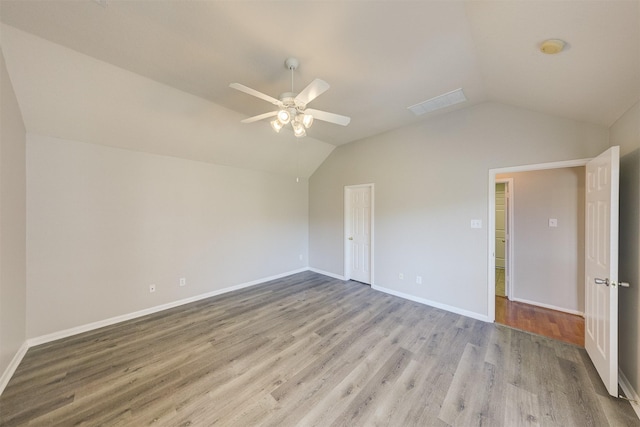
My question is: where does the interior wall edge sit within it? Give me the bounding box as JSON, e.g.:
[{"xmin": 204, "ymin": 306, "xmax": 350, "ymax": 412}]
[
  {"xmin": 509, "ymin": 297, "xmax": 584, "ymax": 317},
  {"xmin": 0, "ymin": 341, "xmax": 28, "ymax": 397},
  {"xmin": 372, "ymin": 283, "xmax": 490, "ymax": 323},
  {"xmin": 619, "ymin": 368, "xmax": 640, "ymax": 420},
  {"xmin": 0, "ymin": 47, "xmax": 27, "ymax": 398},
  {"xmin": 308, "ymin": 267, "xmax": 345, "ymax": 281}
]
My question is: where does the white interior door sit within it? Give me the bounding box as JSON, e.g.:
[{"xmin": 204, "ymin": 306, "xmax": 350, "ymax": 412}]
[
  {"xmin": 345, "ymin": 186, "xmax": 372, "ymax": 284},
  {"xmin": 585, "ymin": 146, "xmax": 619, "ymax": 396}
]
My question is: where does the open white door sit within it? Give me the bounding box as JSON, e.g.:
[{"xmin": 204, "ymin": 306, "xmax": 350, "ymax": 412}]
[{"xmin": 585, "ymin": 146, "xmax": 619, "ymax": 396}]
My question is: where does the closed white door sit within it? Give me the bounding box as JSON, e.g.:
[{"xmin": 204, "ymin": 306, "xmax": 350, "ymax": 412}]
[
  {"xmin": 585, "ymin": 146, "xmax": 619, "ymax": 396},
  {"xmin": 345, "ymin": 186, "xmax": 372, "ymax": 284}
]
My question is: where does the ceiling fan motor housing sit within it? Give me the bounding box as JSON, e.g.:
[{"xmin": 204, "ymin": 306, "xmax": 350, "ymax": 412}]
[{"xmin": 279, "ymin": 93, "xmax": 306, "ymax": 111}]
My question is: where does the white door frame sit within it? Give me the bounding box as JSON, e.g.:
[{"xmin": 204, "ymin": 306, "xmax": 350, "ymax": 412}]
[
  {"xmin": 495, "ymin": 178, "xmax": 514, "ymax": 298},
  {"xmin": 487, "ymin": 158, "xmax": 590, "ymax": 322},
  {"xmin": 344, "ymin": 183, "xmax": 375, "ymax": 285}
]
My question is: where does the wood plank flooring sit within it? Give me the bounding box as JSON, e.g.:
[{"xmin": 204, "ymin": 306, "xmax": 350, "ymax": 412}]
[
  {"xmin": 1, "ymin": 271, "xmax": 637, "ymax": 426},
  {"xmin": 495, "ymin": 296, "xmax": 585, "ymax": 347},
  {"xmin": 495, "ymin": 268, "xmax": 506, "ymax": 297}
]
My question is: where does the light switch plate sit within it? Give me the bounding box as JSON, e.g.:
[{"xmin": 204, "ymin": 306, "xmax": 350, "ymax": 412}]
[{"xmin": 549, "ymin": 218, "xmax": 558, "ymax": 227}]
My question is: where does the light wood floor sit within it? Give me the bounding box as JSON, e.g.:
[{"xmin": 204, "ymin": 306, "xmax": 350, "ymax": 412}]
[{"xmin": 1, "ymin": 271, "xmax": 637, "ymax": 426}]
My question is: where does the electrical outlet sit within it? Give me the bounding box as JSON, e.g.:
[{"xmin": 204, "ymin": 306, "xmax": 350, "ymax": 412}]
[
  {"xmin": 299, "ymin": 254, "xmax": 303, "ymax": 261},
  {"xmin": 549, "ymin": 218, "xmax": 558, "ymax": 227},
  {"xmin": 179, "ymin": 278, "xmax": 186, "ymax": 287},
  {"xmin": 149, "ymin": 284, "xmax": 156, "ymax": 293},
  {"xmin": 471, "ymin": 219, "xmax": 482, "ymax": 229},
  {"xmin": 416, "ymin": 276, "xmax": 422, "ymax": 284},
  {"xmin": 399, "ymin": 273, "xmax": 404, "ymax": 280}
]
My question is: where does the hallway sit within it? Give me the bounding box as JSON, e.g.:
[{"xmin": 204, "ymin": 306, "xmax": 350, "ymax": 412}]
[{"xmin": 495, "ymin": 296, "xmax": 584, "ymax": 347}]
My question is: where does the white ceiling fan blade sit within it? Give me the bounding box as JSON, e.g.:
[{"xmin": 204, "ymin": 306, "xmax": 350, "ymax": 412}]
[
  {"xmin": 305, "ymin": 108, "xmax": 351, "ymax": 126},
  {"xmin": 229, "ymin": 83, "xmax": 282, "ymax": 106},
  {"xmin": 241, "ymin": 111, "xmax": 278, "ymax": 123},
  {"xmin": 295, "ymin": 79, "xmax": 330, "ymax": 106}
]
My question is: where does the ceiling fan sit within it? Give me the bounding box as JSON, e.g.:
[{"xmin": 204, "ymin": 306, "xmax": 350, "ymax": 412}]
[{"xmin": 229, "ymin": 58, "xmax": 351, "ymax": 138}]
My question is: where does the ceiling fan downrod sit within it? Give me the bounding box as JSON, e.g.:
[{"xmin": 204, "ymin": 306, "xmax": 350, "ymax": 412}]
[{"xmin": 285, "ymin": 57, "xmax": 299, "ymax": 94}]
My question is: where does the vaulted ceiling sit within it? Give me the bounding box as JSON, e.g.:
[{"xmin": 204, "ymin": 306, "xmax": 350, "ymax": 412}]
[{"xmin": 1, "ymin": 1, "xmax": 639, "ymax": 155}]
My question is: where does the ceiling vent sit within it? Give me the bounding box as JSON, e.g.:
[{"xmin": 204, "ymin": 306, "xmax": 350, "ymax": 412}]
[{"xmin": 408, "ymin": 88, "xmax": 467, "ymax": 116}]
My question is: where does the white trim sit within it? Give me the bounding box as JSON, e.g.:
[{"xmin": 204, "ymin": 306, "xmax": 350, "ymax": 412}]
[
  {"xmin": 488, "ymin": 158, "xmax": 591, "ymax": 321},
  {"xmin": 0, "ymin": 341, "xmax": 29, "ymax": 396},
  {"xmin": 308, "ymin": 267, "xmax": 346, "ymax": 281},
  {"xmin": 619, "ymin": 368, "xmax": 640, "ymax": 420},
  {"xmin": 344, "ymin": 183, "xmax": 375, "ymax": 286},
  {"xmin": 372, "ymin": 284, "xmax": 490, "ymax": 323},
  {"xmin": 494, "ymin": 158, "xmax": 591, "ymax": 174},
  {"xmin": 510, "ymin": 297, "xmax": 584, "ymax": 317},
  {"xmin": 27, "ymin": 268, "xmax": 308, "ymax": 347}
]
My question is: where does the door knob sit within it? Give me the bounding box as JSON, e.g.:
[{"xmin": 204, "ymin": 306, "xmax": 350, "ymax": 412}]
[
  {"xmin": 348, "ymin": 236, "xmax": 353, "ymax": 240},
  {"xmin": 594, "ymin": 278, "xmax": 609, "ymax": 286},
  {"xmin": 620, "ymin": 282, "xmax": 630, "ymax": 288}
]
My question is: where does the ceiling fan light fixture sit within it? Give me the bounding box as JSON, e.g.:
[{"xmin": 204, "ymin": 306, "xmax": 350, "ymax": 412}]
[
  {"xmin": 292, "ymin": 120, "xmax": 306, "ymax": 137},
  {"xmin": 270, "ymin": 119, "xmax": 284, "ymax": 133},
  {"xmin": 302, "ymin": 114, "xmax": 314, "ymax": 128},
  {"xmin": 277, "ymin": 109, "xmax": 291, "ymax": 125}
]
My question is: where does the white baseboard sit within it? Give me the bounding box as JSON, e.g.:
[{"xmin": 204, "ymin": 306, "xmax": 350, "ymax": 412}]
[
  {"xmin": 28, "ymin": 267, "xmax": 309, "ymax": 348},
  {"xmin": 619, "ymin": 368, "xmax": 640, "ymax": 420},
  {"xmin": 308, "ymin": 267, "xmax": 346, "ymax": 281},
  {"xmin": 510, "ymin": 297, "xmax": 584, "ymax": 317},
  {"xmin": 2, "ymin": 268, "xmax": 309, "ymax": 397},
  {"xmin": 0, "ymin": 341, "xmax": 29, "ymax": 396},
  {"xmin": 372, "ymin": 284, "xmax": 490, "ymax": 322}
]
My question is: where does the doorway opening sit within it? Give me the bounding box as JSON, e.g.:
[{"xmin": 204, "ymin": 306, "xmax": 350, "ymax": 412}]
[
  {"xmin": 488, "ymin": 158, "xmax": 589, "ymax": 320},
  {"xmin": 344, "ymin": 184, "xmax": 374, "ymax": 285},
  {"xmin": 495, "ymin": 179, "xmax": 513, "ymax": 300},
  {"xmin": 491, "ymin": 165, "xmax": 587, "ymax": 347},
  {"xmin": 487, "ymin": 159, "xmax": 588, "ymax": 328}
]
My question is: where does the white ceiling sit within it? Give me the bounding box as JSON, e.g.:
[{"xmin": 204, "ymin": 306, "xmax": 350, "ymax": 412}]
[{"xmin": 1, "ymin": 0, "xmax": 639, "ymax": 147}]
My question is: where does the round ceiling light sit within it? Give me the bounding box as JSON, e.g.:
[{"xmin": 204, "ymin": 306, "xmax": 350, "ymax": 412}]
[{"xmin": 540, "ymin": 39, "xmax": 566, "ymax": 54}]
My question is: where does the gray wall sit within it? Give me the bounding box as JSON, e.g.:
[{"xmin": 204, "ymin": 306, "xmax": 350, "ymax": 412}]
[
  {"xmin": 0, "ymin": 51, "xmax": 27, "ymax": 378},
  {"xmin": 26, "ymin": 134, "xmax": 309, "ymax": 338},
  {"xmin": 612, "ymin": 101, "xmax": 640, "ymax": 397},
  {"xmin": 497, "ymin": 168, "xmax": 585, "ymax": 313},
  {"xmin": 309, "ymin": 102, "xmax": 608, "ymax": 318}
]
